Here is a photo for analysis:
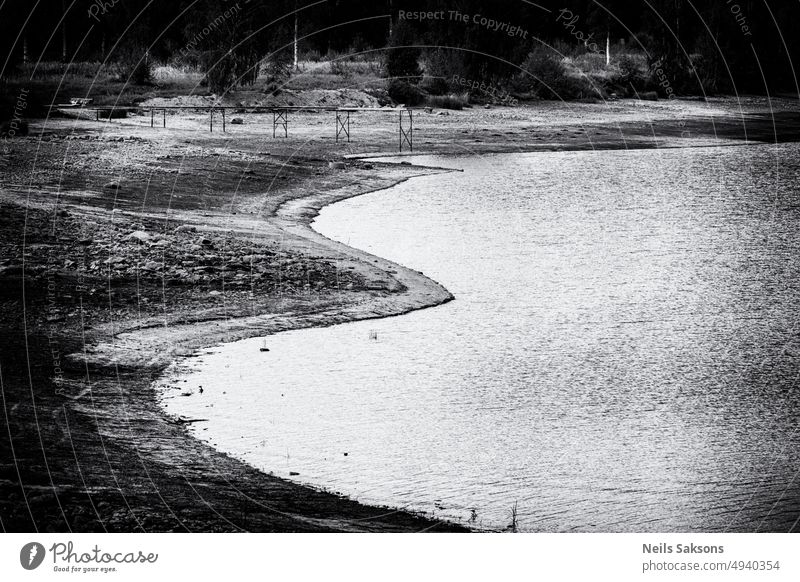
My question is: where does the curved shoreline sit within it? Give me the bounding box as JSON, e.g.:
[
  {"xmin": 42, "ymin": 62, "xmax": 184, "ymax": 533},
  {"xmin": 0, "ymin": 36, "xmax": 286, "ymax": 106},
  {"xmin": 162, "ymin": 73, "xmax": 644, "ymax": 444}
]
[
  {"xmin": 69, "ymin": 160, "xmax": 467, "ymax": 532},
  {"xmin": 4, "ymin": 98, "xmax": 795, "ymax": 532}
]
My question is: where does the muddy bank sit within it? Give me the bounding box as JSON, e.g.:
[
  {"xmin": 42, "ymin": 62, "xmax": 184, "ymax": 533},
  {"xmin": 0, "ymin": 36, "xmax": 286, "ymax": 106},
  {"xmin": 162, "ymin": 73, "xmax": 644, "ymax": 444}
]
[{"xmin": 1, "ymin": 97, "xmax": 799, "ymax": 532}]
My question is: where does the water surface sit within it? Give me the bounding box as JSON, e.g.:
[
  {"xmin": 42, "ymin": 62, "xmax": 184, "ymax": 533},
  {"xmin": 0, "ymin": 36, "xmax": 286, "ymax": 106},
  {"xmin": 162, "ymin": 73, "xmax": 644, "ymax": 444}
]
[{"xmin": 162, "ymin": 144, "xmax": 800, "ymax": 532}]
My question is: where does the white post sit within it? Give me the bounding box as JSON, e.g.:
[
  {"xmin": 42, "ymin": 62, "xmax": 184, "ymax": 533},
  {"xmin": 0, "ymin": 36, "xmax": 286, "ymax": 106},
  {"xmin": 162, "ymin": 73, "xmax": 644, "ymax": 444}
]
[
  {"xmin": 293, "ymin": 12, "xmax": 299, "ymax": 71},
  {"xmin": 606, "ymin": 32, "xmax": 611, "ymax": 67}
]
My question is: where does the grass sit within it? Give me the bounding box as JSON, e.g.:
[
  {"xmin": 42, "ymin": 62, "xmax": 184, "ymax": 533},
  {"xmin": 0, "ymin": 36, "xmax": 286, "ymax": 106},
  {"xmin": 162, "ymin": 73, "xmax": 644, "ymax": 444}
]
[
  {"xmin": 2, "ymin": 61, "xmax": 212, "ymax": 109},
  {"xmin": 426, "ymin": 93, "xmax": 469, "ymax": 110},
  {"xmin": 284, "ymin": 59, "xmax": 385, "ymax": 92}
]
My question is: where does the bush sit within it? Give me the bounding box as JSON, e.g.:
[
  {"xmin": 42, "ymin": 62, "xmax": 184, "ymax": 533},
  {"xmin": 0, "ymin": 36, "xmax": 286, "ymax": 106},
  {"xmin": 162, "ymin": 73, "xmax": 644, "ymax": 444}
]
[
  {"xmin": 113, "ymin": 43, "xmax": 153, "ymax": 85},
  {"xmin": 617, "ymin": 55, "xmax": 646, "ymax": 86},
  {"xmin": 384, "ymin": 21, "xmax": 421, "ymax": 83},
  {"xmin": 202, "ymin": 50, "xmax": 237, "ymax": 94},
  {"xmin": 420, "ymin": 49, "xmax": 464, "ymax": 95},
  {"xmin": 513, "ymin": 48, "xmax": 598, "ymax": 100},
  {"xmin": 646, "ymin": 53, "xmax": 712, "ymax": 96},
  {"xmin": 387, "ymin": 80, "xmax": 425, "ymax": 106},
  {"xmin": 426, "ymin": 93, "xmax": 468, "ymax": 110},
  {"xmin": 602, "ymin": 53, "xmax": 649, "ymax": 96},
  {"xmin": 329, "ymin": 59, "xmax": 352, "ymax": 77}
]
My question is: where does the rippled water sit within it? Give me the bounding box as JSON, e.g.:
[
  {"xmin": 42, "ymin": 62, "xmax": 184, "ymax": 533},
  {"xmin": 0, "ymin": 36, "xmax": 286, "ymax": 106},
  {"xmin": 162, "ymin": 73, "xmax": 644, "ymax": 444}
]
[{"xmin": 162, "ymin": 144, "xmax": 800, "ymax": 532}]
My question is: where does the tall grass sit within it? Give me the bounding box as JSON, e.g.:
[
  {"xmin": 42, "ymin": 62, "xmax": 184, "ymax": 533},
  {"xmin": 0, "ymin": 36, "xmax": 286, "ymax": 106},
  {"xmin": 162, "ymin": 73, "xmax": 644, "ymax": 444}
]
[{"xmin": 426, "ymin": 93, "xmax": 469, "ymax": 110}]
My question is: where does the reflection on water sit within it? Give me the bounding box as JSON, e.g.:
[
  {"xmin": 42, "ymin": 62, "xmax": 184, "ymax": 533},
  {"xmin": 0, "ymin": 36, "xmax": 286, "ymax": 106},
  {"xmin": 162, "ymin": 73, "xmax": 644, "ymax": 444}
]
[{"xmin": 162, "ymin": 145, "xmax": 800, "ymax": 532}]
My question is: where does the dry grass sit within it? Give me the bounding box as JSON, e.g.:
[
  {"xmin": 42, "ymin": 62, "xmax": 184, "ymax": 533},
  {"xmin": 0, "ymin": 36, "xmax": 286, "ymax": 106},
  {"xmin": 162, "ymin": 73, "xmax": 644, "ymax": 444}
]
[{"xmin": 284, "ymin": 59, "xmax": 385, "ymax": 92}]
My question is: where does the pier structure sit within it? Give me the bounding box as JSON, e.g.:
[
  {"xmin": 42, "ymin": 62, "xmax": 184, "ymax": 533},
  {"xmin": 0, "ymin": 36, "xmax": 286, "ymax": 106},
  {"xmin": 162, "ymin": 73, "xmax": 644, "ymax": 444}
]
[{"xmin": 87, "ymin": 105, "xmax": 417, "ymax": 151}]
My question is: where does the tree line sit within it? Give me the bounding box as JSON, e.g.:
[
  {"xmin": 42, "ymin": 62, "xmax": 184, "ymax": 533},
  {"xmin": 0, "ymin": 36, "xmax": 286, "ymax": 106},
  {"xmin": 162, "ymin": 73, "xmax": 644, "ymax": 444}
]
[{"xmin": 1, "ymin": 0, "xmax": 798, "ymax": 95}]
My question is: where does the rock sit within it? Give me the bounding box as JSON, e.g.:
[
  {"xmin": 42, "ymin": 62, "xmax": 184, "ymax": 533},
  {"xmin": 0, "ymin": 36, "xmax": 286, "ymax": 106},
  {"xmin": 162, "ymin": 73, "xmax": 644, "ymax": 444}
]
[
  {"xmin": 230, "ymin": 118, "xmax": 244, "ymax": 125},
  {"xmin": 104, "ymin": 181, "xmax": 122, "ymax": 191},
  {"xmin": 126, "ymin": 230, "xmax": 151, "ymax": 243}
]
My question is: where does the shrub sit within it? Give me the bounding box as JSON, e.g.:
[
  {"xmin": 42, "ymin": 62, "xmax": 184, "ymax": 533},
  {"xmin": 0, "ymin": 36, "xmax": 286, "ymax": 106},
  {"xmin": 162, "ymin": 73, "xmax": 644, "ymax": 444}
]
[
  {"xmin": 426, "ymin": 93, "xmax": 468, "ymax": 110},
  {"xmin": 113, "ymin": 43, "xmax": 154, "ymax": 85},
  {"xmin": 602, "ymin": 53, "xmax": 649, "ymax": 96},
  {"xmin": 513, "ymin": 47, "xmax": 598, "ymax": 100},
  {"xmin": 617, "ymin": 55, "xmax": 646, "ymax": 86},
  {"xmin": 420, "ymin": 49, "xmax": 464, "ymax": 95},
  {"xmin": 387, "ymin": 79, "xmax": 424, "ymax": 106},
  {"xmin": 384, "ymin": 21, "xmax": 421, "ymax": 83},
  {"xmin": 235, "ymin": 49, "xmax": 262, "ymax": 87},
  {"xmin": 202, "ymin": 49, "xmax": 238, "ymax": 94},
  {"xmin": 264, "ymin": 48, "xmax": 292, "ymax": 86},
  {"xmin": 329, "ymin": 59, "xmax": 352, "ymax": 77},
  {"xmin": 646, "ymin": 52, "xmax": 713, "ymax": 96}
]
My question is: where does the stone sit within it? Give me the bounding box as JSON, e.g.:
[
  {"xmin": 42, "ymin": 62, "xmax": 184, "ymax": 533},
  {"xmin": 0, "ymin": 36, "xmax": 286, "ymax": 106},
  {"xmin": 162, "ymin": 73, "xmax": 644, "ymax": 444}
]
[
  {"xmin": 126, "ymin": 230, "xmax": 151, "ymax": 243},
  {"xmin": 230, "ymin": 118, "xmax": 244, "ymax": 125}
]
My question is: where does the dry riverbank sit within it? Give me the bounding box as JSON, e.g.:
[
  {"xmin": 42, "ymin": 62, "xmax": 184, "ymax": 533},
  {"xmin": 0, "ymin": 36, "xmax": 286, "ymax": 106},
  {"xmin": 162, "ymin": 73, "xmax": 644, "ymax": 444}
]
[{"xmin": 1, "ymin": 96, "xmax": 798, "ymax": 532}]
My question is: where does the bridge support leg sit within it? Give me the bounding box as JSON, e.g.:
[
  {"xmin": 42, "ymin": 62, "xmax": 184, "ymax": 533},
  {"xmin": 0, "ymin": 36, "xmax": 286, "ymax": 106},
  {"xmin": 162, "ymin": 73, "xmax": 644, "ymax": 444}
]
[
  {"xmin": 399, "ymin": 109, "xmax": 413, "ymax": 152},
  {"xmin": 335, "ymin": 111, "xmax": 351, "ymax": 143},
  {"xmin": 273, "ymin": 110, "xmax": 288, "ymax": 138}
]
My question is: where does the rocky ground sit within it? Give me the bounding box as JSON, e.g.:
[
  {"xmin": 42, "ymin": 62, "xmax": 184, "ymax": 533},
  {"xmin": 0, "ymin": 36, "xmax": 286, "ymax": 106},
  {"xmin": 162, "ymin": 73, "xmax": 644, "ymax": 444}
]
[{"xmin": 1, "ymin": 95, "xmax": 798, "ymax": 532}]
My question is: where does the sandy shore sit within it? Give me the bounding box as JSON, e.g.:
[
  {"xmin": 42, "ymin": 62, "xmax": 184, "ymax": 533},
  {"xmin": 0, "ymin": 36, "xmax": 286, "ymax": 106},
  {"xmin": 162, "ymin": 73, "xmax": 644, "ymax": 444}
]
[{"xmin": 1, "ymin": 96, "xmax": 798, "ymax": 532}]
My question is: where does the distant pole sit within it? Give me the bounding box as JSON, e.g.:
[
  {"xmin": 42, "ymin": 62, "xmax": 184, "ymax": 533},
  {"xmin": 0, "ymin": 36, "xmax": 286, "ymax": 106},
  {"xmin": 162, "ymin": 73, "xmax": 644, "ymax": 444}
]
[
  {"xmin": 293, "ymin": 8, "xmax": 299, "ymax": 71},
  {"xmin": 61, "ymin": 0, "xmax": 67, "ymax": 62},
  {"xmin": 606, "ymin": 32, "xmax": 611, "ymax": 67}
]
